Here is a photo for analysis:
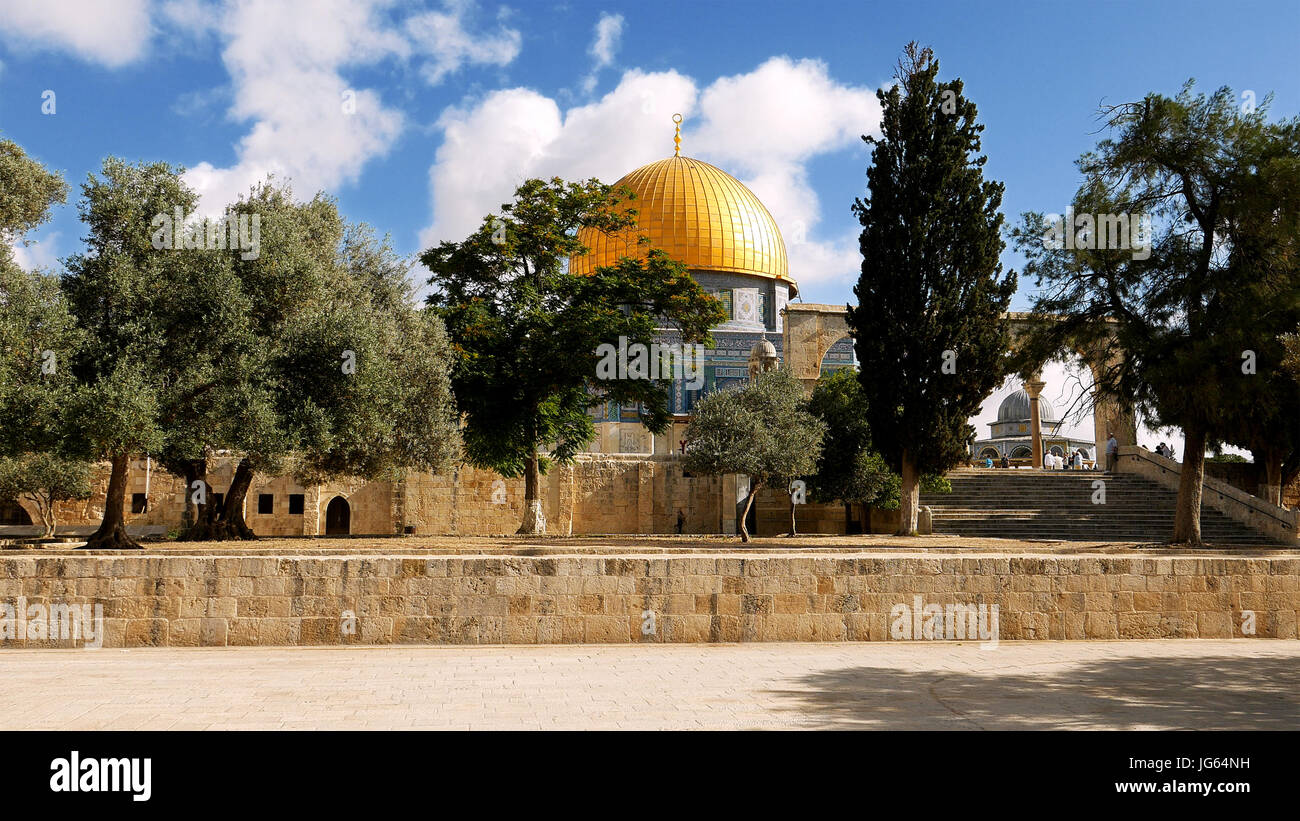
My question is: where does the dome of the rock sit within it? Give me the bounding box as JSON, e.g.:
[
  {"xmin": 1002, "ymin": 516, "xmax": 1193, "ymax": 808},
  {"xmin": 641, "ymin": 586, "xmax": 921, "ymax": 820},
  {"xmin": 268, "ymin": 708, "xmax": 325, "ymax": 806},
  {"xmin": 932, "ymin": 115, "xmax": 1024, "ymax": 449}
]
[{"xmin": 569, "ymin": 154, "xmax": 795, "ymax": 295}]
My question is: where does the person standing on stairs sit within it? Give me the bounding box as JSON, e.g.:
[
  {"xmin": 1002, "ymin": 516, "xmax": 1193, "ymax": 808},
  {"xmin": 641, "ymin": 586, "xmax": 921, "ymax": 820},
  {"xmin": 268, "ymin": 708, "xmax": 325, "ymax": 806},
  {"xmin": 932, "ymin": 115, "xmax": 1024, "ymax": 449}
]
[{"xmin": 1106, "ymin": 432, "xmax": 1119, "ymax": 472}]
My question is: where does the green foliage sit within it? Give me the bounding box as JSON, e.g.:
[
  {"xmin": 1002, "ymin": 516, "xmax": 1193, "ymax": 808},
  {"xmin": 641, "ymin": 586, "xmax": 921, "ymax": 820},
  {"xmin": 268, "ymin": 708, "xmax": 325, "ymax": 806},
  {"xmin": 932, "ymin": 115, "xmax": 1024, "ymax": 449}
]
[
  {"xmin": 921, "ymin": 473, "xmax": 951, "ymax": 495},
  {"xmin": 805, "ymin": 369, "xmax": 895, "ymax": 506},
  {"xmin": 72, "ymin": 361, "xmax": 164, "ymax": 458},
  {"xmin": 1012, "ymin": 83, "xmax": 1300, "ymax": 440},
  {"xmin": 0, "ymin": 263, "xmax": 83, "ymax": 458},
  {"xmin": 277, "ymin": 229, "xmax": 461, "ymax": 485},
  {"xmin": 0, "ymin": 136, "xmax": 68, "ymax": 249},
  {"xmin": 62, "ymin": 157, "xmax": 220, "ymax": 465},
  {"xmin": 0, "ymin": 137, "xmax": 80, "ymax": 463},
  {"xmin": 422, "ymin": 176, "xmax": 724, "ymax": 530},
  {"xmin": 1010, "ymin": 81, "xmax": 1300, "ymax": 534},
  {"xmin": 0, "ymin": 452, "xmax": 91, "ymax": 501},
  {"xmin": 1286, "ymin": 332, "xmax": 1300, "ymax": 382},
  {"xmin": 684, "ymin": 368, "xmax": 826, "ymax": 540},
  {"xmin": 0, "ymin": 452, "xmax": 93, "ymax": 537},
  {"xmin": 1207, "ymin": 453, "xmax": 1248, "ymax": 463},
  {"xmin": 847, "ymin": 44, "xmax": 1016, "ymax": 485},
  {"xmin": 805, "ymin": 369, "xmax": 951, "ymax": 510}
]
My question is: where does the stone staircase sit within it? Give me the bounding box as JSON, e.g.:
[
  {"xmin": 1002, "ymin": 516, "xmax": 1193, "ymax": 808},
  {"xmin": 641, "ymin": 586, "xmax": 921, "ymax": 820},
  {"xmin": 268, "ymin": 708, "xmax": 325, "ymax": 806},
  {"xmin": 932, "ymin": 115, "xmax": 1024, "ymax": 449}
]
[{"xmin": 919, "ymin": 468, "xmax": 1276, "ymax": 544}]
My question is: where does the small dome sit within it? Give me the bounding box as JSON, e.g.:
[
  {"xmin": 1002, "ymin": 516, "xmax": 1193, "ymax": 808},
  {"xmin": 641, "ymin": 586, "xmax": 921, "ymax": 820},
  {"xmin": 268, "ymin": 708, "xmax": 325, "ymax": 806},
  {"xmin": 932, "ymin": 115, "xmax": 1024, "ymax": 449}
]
[
  {"xmin": 747, "ymin": 338, "xmax": 779, "ymax": 378},
  {"xmin": 997, "ymin": 388, "xmax": 1058, "ymax": 424}
]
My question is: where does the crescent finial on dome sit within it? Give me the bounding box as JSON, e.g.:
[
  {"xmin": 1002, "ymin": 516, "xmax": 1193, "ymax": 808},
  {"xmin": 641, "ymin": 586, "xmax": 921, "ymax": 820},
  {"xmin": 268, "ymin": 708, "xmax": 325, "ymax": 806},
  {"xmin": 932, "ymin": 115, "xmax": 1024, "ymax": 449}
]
[{"xmin": 672, "ymin": 113, "xmax": 682, "ymax": 156}]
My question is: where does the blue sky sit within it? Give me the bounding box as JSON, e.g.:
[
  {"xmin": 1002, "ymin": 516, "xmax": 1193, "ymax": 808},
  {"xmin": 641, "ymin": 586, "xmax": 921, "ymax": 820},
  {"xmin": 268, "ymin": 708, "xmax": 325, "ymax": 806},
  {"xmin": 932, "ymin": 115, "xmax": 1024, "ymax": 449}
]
[{"xmin": 3, "ymin": 0, "xmax": 1298, "ymax": 450}]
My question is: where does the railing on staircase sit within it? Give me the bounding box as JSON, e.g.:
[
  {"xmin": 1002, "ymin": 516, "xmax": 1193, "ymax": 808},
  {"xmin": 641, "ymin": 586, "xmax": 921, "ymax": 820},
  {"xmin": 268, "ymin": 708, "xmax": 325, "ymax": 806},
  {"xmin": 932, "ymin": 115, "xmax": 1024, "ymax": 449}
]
[{"xmin": 1116, "ymin": 445, "xmax": 1299, "ymax": 545}]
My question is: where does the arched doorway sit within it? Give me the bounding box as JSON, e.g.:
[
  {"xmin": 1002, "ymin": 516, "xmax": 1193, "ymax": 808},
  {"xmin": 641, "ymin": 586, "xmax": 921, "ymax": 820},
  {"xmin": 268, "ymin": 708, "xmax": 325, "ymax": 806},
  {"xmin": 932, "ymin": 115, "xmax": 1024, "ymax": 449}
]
[
  {"xmin": 325, "ymin": 496, "xmax": 350, "ymax": 536},
  {"xmin": 0, "ymin": 499, "xmax": 33, "ymax": 526}
]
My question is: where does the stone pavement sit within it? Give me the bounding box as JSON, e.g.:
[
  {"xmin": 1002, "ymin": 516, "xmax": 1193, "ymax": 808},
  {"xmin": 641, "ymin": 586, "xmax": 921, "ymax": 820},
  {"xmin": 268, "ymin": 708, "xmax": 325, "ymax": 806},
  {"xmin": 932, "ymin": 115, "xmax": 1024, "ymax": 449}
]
[{"xmin": 0, "ymin": 640, "xmax": 1296, "ymax": 730}]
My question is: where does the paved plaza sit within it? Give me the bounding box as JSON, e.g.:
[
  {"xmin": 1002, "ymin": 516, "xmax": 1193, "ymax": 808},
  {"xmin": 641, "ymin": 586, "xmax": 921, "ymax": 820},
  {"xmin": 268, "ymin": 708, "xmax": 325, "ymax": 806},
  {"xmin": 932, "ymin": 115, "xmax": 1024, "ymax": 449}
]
[{"xmin": 1, "ymin": 640, "xmax": 1297, "ymax": 730}]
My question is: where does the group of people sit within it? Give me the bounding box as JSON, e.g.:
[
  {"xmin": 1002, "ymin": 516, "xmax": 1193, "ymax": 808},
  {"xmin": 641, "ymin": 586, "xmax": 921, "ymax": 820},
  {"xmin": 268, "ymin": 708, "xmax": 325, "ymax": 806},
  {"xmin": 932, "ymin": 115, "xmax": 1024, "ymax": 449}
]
[
  {"xmin": 979, "ymin": 449, "xmax": 1093, "ymax": 469},
  {"xmin": 1042, "ymin": 448, "xmax": 1089, "ymax": 470},
  {"xmin": 978, "ymin": 436, "xmax": 1178, "ymax": 473}
]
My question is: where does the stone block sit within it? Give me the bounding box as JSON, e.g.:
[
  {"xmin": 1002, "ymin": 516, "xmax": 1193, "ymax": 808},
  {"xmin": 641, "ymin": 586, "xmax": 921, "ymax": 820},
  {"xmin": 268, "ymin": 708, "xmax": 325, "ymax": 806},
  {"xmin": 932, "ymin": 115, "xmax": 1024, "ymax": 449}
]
[
  {"xmin": 199, "ymin": 618, "xmax": 228, "ymax": 646},
  {"xmin": 1084, "ymin": 612, "xmax": 1117, "ymax": 639},
  {"xmin": 228, "ymin": 618, "xmax": 261, "ymax": 646},
  {"xmin": 124, "ymin": 618, "xmax": 168, "ymax": 647},
  {"xmin": 1117, "ymin": 612, "xmax": 1163, "ymax": 639},
  {"xmin": 742, "ymin": 594, "xmax": 772, "ymax": 615},
  {"xmin": 300, "ymin": 617, "xmax": 340, "ymax": 644}
]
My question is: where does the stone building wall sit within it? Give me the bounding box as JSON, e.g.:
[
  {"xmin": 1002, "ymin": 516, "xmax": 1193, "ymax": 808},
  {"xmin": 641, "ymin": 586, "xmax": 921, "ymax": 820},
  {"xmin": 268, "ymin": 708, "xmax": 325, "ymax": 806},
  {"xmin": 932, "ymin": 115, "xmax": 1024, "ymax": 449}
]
[
  {"xmin": 751, "ymin": 487, "xmax": 859, "ymax": 536},
  {"xmin": 16, "ymin": 454, "xmax": 729, "ymax": 538}
]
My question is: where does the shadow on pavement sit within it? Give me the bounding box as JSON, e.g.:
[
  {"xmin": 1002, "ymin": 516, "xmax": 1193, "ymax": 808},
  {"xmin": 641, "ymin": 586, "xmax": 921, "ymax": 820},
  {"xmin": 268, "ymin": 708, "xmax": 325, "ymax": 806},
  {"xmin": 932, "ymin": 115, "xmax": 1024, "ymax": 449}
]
[{"xmin": 768, "ymin": 653, "xmax": 1300, "ymax": 730}]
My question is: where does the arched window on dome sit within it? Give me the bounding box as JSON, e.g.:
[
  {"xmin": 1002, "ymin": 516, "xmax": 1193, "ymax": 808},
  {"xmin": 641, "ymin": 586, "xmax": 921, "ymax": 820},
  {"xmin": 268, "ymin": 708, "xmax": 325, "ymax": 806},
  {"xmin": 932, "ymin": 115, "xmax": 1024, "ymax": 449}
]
[{"xmin": 1010, "ymin": 445, "xmax": 1032, "ymax": 458}]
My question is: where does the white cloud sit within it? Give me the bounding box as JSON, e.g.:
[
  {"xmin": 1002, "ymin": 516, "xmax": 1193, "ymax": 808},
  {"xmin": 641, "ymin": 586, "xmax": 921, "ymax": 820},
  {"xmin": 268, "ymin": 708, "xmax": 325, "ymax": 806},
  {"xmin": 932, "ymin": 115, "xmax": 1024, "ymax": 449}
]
[
  {"xmin": 580, "ymin": 12, "xmax": 623, "ymax": 94},
  {"xmin": 3, "ymin": 0, "xmax": 522, "ymax": 214},
  {"xmin": 421, "ymin": 69, "xmax": 696, "ymax": 249},
  {"xmin": 422, "ymin": 57, "xmax": 882, "ymax": 292},
  {"xmin": 589, "ymin": 13, "xmax": 622, "ymax": 66},
  {"xmin": 9, "ymin": 231, "xmax": 63, "ymax": 272},
  {"xmin": 0, "ymin": 0, "xmax": 153, "ymax": 67},
  {"xmin": 158, "ymin": 0, "xmax": 218, "ymax": 29},
  {"xmin": 181, "ymin": 0, "xmax": 521, "ymax": 213},
  {"xmin": 406, "ymin": 0, "xmax": 521, "ymax": 85},
  {"xmin": 182, "ymin": 0, "xmax": 408, "ymax": 213}
]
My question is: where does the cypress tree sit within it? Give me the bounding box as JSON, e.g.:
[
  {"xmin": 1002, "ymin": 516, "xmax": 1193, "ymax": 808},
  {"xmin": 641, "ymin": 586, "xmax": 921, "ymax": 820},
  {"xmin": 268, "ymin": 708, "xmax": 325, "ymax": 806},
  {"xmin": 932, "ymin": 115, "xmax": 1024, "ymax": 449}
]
[{"xmin": 847, "ymin": 43, "xmax": 1016, "ymax": 535}]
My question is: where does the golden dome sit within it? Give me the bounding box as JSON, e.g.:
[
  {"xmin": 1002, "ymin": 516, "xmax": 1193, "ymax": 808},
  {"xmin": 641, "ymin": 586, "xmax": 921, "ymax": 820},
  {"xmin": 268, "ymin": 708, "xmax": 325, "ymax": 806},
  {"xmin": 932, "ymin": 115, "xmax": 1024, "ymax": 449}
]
[{"xmin": 570, "ymin": 154, "xmax": 795, "ymax": 294}]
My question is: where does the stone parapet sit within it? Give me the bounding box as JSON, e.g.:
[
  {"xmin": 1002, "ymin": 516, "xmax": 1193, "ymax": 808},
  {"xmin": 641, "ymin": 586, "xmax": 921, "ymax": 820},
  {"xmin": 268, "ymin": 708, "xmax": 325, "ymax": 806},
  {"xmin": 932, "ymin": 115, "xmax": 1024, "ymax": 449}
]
[{"xmin": 2, "ymin": 548, "xmax": 1296, "ymax": 648}]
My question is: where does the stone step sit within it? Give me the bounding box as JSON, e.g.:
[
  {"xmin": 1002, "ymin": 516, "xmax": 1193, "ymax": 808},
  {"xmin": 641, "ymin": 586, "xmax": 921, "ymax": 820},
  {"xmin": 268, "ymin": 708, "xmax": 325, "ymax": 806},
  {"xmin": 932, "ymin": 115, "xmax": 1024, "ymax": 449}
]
[{"xmin": 920, "ymin": 469, "xmax": 1271, "ymax": 543}]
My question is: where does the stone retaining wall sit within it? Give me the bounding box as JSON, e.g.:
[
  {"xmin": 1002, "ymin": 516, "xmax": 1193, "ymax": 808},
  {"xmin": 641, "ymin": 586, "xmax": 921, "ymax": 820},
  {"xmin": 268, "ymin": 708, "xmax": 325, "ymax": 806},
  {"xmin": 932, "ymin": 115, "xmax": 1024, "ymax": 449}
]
[{"xmin": 1, "ymin": 552, "xmax": 1297, "ymax": 648}]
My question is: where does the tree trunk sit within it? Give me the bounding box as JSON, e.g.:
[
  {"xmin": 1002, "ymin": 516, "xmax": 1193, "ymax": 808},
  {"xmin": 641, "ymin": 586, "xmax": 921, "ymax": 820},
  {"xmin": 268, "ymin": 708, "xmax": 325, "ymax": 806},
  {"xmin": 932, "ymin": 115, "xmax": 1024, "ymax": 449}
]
[
  {"xmin": 81, "ymin": 452, "xmax": 141, "ymax": 550},
  {"xmin": 26, "ymin": 492, "xmax": 55, "ymax": 539},
  {"xmin": 738, "ymin": 480, "xmax": 761, "ymax": 543},
  {"xmin": 896, "ymin": 449, "xmax": 920, "ymax": 536},
  {"xmin": 1262, "ymin": 451, "xmax": 1283, "ymax": 507},
  {"xmin": 217, "ymin": 458, "xmax": 257, "ymax": 540},
  {"xmin": 1172, "ymin": 428, "xmax": 1205, "ymax": 545},
  {"xmin": 179, "ymin": 458, "xmax": 205, "ymax": 533},
  {"xmin": 516, "ymin": 451, "xmax": 546, "ymax": 535},
  {"xmin": 787, "ymin": 492, "xmax": 797, "ymax": 537},
  {"xmin": 40, "ymin": 492, "xmax": 55, "ymax": 539},
  {"xmin": 22, "ymin": 493, "xmax": 55, "ymax": 537},
  {"xmin": 178, "ymin": 460, "xmax": 225, "ymax": 541}
]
